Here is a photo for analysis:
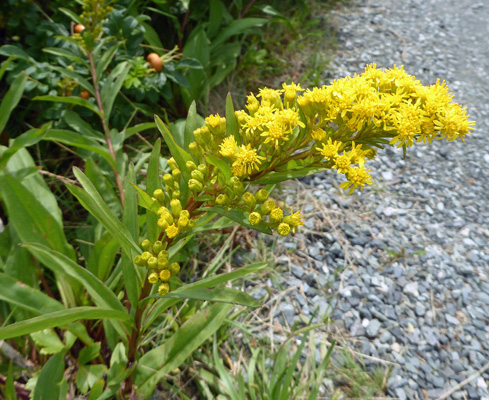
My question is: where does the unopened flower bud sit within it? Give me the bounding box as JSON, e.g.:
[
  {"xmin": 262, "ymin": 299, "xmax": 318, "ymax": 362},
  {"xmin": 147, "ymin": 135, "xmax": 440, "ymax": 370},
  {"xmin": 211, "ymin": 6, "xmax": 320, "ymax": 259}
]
[
  {"xmin": 152, "ymin": 241, "xmax": 163, "ymax": 254},
  {"xmin": 261, "ymin": 199, "xmax": 276, "ymax": 215},
  {"xmin": 158, "ymin": 257, "xmax": 169, "ymax": 269},
  {"xmin": 158, "ymin": 217, "xmax": 169, "ymax": 230},
  {"xmin": 297, "ymin": 96, "xmax": 315, "ymax": 117},
  {"xmin": 134, "ymin": 255, "xmax": 143, "ymax": 266},
  {"xmin": 193, "ymin": 128, "xmax": 206, "ymax": 145},
  {"xmin": 167, "ymin": 157, "xmax": 178, "ymax": 171},
  {"xmin": 191, "ymin": 169, "xmax": 205, "ymax": 182},
  {"xmin": 140, "ymin": 251, "xmax": 152, "ymax": 264},
  {"xmin": 249, "ymin": 212, "xmax": 261, "ymax": 226},
  {"xmin": 277, "ymin": 222, "xmax": 291, "ymax": 236},
  {"xmin": 186, "ymin": 160, "xmax": 197, "ymax": 172},
  {"xmin": 147, "ymin": 257, "xmax": 158, "ymax": 269},
  {"xmin": 158, "ymin": 282, "xmax": 170, "ymax": 296},
  {"xmin": 197, "ymin": 164, "xmax": 208, "ymax": 177},
  {"xmin": 148, "ymin": 272, "xmax": 159, "ymax": 284},
  {"xmin": 269, "ymin": 207, "xmax": 284, "ymax": 224},
  {"xmin": 158, "ymin": 250, "xmax": 169, "ymax": 259},
  {"xmin": 141, "ymin": 239, "xmax": 152, "ymax": 251},
  {"xmin": 180, "ymin": 210, "xmax": 190, "ymax": 219},
  {"xmin": 216, "ymin": 194, "xmax": 229, "ymax": 206},
  {"xmin": 172, "ymin": 190, "xmax": 181, "ymax": 200},
  {"xmin": 159, "ymin": 269, "xmax": 171, "ymax": 282},
  {"xmin": 178, "ymin": 215, "xmax": 189, "ymax": 228},
  {"xmin": 153, "ymin": 189, "xmax": 165, "ymax": 203},
  {"xmin": 242, "ymin": 192, "xmax": 256, "ymax": 209},
  {"xmin": 229, "ymin": 176, "xmax": 244, "ymax": 195},
  {"xmin": 157, "ymin": 206, "xmax": 169, "ymax": 216},
  {"xmin": 161, "ymin": 211, "xmax": 173, "ymax": 225},
  {"xmin": 311, "ymin": 127, "xmax": 326, "ymax": 142},
  {"xmin": 284, "ymin": 89, "xmax": 297, "ymax": 108},
  {"xmin": 189, "ymin": 142, "xmax": 203, "ymax": 158},
  {"xmin": 188, "ymin": 179, "xmax": 203, "ymax": 192},
  {"xmin": 163, "ymin": 174, "xmax": 174, "ymax": 186},
  {"xmin": 169, "ymin": 262, "xmax": 180, "ymax": 276},
  {"xmin": 255, "ymin": 189, "xmax": 269, "ymax": 204},
  {"xmin": 170, "ymin": 199, "xmax": 182, "ymax": 217},
  {"xmin": 172, "ymin": 168, "xmax": 181, "ymax": 181}
]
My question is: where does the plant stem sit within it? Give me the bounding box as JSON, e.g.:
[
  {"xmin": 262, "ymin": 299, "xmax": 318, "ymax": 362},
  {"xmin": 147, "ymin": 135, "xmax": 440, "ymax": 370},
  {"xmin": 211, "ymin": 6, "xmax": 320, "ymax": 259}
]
[{"xmin": 87, "ymin": 51, "xmax": 125, "ymax": 205}]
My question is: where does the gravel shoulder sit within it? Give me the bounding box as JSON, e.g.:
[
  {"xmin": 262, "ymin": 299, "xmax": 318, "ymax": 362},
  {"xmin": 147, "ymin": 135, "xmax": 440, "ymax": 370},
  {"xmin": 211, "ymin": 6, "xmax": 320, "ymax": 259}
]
[{"xmin": 261, "ymin": 0, "xmax": 489, "ymax": 399}]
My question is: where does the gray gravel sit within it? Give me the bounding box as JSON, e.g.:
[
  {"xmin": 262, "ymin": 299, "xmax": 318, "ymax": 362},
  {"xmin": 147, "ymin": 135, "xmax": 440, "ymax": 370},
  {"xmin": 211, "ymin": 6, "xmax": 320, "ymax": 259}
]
[{"xmin": 264, "ymin": 0, "xmax": 489, "ymax": 398}]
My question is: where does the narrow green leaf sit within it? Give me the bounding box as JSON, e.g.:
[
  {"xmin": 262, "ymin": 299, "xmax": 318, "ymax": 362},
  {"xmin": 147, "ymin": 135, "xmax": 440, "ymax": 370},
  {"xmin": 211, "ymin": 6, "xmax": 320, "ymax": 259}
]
[
  {"xmin": 96, "ymin": 43, "xmax": 120, "ymax": 79},
  {"xmin": 146, "ymin": 139, "xmax": 161, "ymax": 242},
  {"xmin": 58, "ymin": 7, "xmax": 83, "ymax": 24},
  {"xmin": 225, "ymin": 93, "xmax": 240, "ymax": 144},
  {"xmin": 48, "ymin": 65, "xmax": 95, "ymax": 96},
  {"xmin": 0, "ymin": 57, "xmax": 13, "ymax": 81},
  {"xmin": 78, "ymin": 343, "xmax": 102, "ymax": 365},
  {"xmin": 0, "ymin": 173, "xmax": 74, "ymax": 257},
  {"xmin": 0, "ymin": 72, "xmax": 27, "ymax": 133},
  {"xmin": 70, "ymin": 167, "xmax": 141, "ymax": 257},
  {"xmin": 31, "ymin": 329, "xmax": 65, "ymax": 355},
  {"xmin": 134, "ymin": 303, "xmax": 232, "ymax": 396},
  {"xmin": 103, "ymin": 62, "xmax": 131, "ymax": 127},
  {"xmin": 86, "ymin": 233, "xmax": 120, "ymax": 280},
  {"xmin": 0, "ymin": 307, "xmax": 131, "ymax": 340},
  {"xmin": 5, "ymin": 361, "xmax": 16, "ymax": 400},
  {"xmin": 33, "ymin": 95, "xmax": 102, "ymax": 117},
  {"xmin": 123, "ymin": 122, "xmax": 156, "ymax": 140},
  {"xmin": 141, "ymin": 22, "xmax": 164, "ymax": 49},
  {"xmin": 132, "ymin": 184, "xmax": 160, "ymax": 214},
  {"xmin": 183, "ymin": 101, "xmax": 197, "ymax": 151},
  {"xmin": 208, "ymin": 0, "xmax": 224, "ymax": 39},
  {"xmin": 210, "ymin": 18, "xmax": 268, "ymax": 51},
  {"xmin": 0, "ymin": 45, "xmax": 31, "ymax": 61},
  {"xmin": 43, "ymin": 47, "xmax": 88, "ymax": 67},
  {"xmin": 155, "ymin": 115, "xmax": 192, "ymax": 203},
  {"xmin": 202, "ymin": 206, "xmax": 272, "ymax": 234},
  {"xmin": 251, "ymin": 166, "xmax": 327, "ymax": 185},
  {"xmin": 22, "ymin": 243, "xmax": 128, "ymax": 318},
  {"xmin": 44, "ymin": 129, "xmax": 116, "ymax": 169},
  {"xmin": 149, "ymin": 287, "xmax": 259, "ymax": 307},
  {"xmin": 205, "ymin": 154, "xmax": 232, "ymax": 184},
  {"xmin": 33, "ymin": 352, "xmax": 65, "ymax": 400}
]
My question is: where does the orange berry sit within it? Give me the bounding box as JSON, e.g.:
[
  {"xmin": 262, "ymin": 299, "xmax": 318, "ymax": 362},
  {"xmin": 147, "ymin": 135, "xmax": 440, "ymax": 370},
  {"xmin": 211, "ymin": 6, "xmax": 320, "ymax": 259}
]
[
  {"xmin": 147, "ymin": 53, "xmax": 162, "ymax": 72},
  {"xmin": 80, "ymin": 90, "xmax": 90, "ymax": 99},
  {"xmin": 74, "ymin": 24, "xmax": 85, "ymax": 34}
]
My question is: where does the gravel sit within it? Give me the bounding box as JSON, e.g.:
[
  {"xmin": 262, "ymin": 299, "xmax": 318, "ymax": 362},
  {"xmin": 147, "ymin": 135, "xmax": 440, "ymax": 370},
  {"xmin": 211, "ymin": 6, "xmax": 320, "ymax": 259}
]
[{"xmin": 262, "ymin": 0, "xmax": 489, "ymax": 398}]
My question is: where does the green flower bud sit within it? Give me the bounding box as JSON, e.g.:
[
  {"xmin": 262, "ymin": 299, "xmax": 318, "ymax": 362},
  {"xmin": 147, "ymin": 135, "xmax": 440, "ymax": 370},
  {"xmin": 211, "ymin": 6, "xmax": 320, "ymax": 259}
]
[
  {"xmin": 163, "ymin": 174, "xmax": 174, "ymax": 186},
  {"xmin": 158, "ymin": 250, "xmax": 169, "ymax": 259},
  {"xmin": 178, "ymin": 215, "xmax": 189, "ymax": 229},
  {"xmin": 158, "ymin": 218, "xmax": 169, "ymax": 230},
  {"xmin": 158, "ymin": 282, "xmax": 170, "ymax": 296},
  {"xmin": 188, "ymin": 179, "xmax": 203, "ymax": 193},
  {"xmin": 169, "ymin": 262, "xmax": 180, "ymax": 276},
  {"xmin": 167, "ymin": 157, "xmax": 178, "ymax": 171},
  {"xmin": 197, "ymin": 164, "xmax": 208, "ymax": 177},
  {"xmin": 152, "ymin": 241, "xmax": 164, "ymax": 255},
  {"xmin": 269, "ymin": 207, "xmax": 284, "ymax": 224},
  {"xmin": 162, "ymin": 211, "xmax": 174, "ymax": 225},
  {"xmin": 148, "ymin": 272, "xmax": 159, "ymax": 284},
  {"xmin": 141, "ymin": 239, "xmax": 152, "ymax": 251},
  {"xmin": 186, "ymin": 160, "xmax": 197, "ymax": 172},
  {"xmin": 153, "ymin": 189, "xmax": 165, "ymax": 203},
  {"xmin": 159, "ymin": 269, "xmax": 171, "ymax": 282},
  {"xmin": 193, "ymin": 128, "xmax": 206, "ymax": 146},
  {"xmin": 249, "ymin": 212, "xmax": 261, "ymax": 226},
  {"xmin": 180, "ymin": 210, "xmax": 190, "ymax": 219},
  {"xmin": 172, "ymin": 190, "xmax": 181, "ymax": 200},
  {"xmin": 261, "ymin": 199, "xmax": 276, "ymax": 215},
  {"xmin": 170, "ymin": 199, "xmax": 182, "ymax": 217},
  {"xmin": 173, "ymin": 181, "xmax": 180, "ymax": 190},
  {"xmin": 277, "ymin": 222, "xmax": 291, "ymax": 236},
  {"xmin": 255, "ymin": 189, "xmax": 269, "ymax": 204},
  {"xmin": 172, "ymin": 168, "xmax": 182, "ymax": 181},
  {"xmin": 158, "ymin": 257, "xmax": 169, "ymax": 269},
  {"xmin": 229, "ymin": 176, "xmax": 244, "ymax": 196},
  {"xmin": 188, "ymin": 220, "xmax": 195, "ymax": 229},
  {"xmin": 216, "ymin": 194, "xmax": 229, "ymax": 206},
  {"xmin": 147, "ymin": 257, "xmax": 158, "ymax": 269},
  {"xmin": 140, "ymin": 251, "xmax": 152, "ymax": 264},
  {"xmin": 191, "ymin": 169, "xmax": 205, "ymax": 182},
  {"xmin": 242, "ymin": 192, "xmax": 256, "ymax": 209},
  {"xmin": 134, "ymin": 255, "xmax": 143, "ymax": 266},
  {"xmin": 189, "ymin": 142, "xmax": 203, "ymax": 158}
]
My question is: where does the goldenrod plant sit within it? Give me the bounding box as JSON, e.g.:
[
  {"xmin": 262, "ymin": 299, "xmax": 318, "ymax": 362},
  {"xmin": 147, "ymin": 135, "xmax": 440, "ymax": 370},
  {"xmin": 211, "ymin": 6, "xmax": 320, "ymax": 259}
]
[{"xmin": 0, "ymin": 4, "xmax": 474, "ymax": 394}]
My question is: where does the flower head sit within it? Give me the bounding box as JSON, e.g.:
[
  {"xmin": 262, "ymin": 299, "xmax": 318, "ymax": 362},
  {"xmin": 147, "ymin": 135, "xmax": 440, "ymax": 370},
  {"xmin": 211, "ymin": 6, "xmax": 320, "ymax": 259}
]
[
  {"xmin": 317, "ymin": 138, "xmax": 342, "ymax": 160},
  {"xmin": 220, "ymin": 136, "xmax": 238, "ymax": 158},
  {"xmin": 231, "ymin": 144, "xmax": 266, "ymax": 177}
]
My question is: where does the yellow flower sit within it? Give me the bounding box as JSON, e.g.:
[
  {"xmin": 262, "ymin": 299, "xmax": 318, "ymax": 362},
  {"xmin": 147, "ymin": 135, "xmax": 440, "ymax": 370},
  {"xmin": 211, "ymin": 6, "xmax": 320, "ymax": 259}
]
[
  {"xmin": 257, "ymin": 87, "xmax": 283, "ymax": 108},
  {"xmin": 232, "ymin": 144, "xmax": 266, "ymax": 177},
  {"xmin": 277, "ymin": 223, "xmax": 291, "ymax": 236},
  {"xmin": 434, "ymin": 103, "xmax": 475, "ymax": 141},
  {"xmin": 389, "ymin": 102, "xmax": 423, "ymax": 148},
  {"xmin": 277, "ymin": 108, "xmax": 305, "ymax": 133},
  {"xmin": 317, "ymin": 138, "xmax": 342, "ymax": 160},
  {"xmin": 261, "ymin": 121, "xmax": 288, "ymax": 148},
  {"xmin": 332, "ymin": 152, "xmax": 352, "ymax": 174},
  {"xmin": 340, "ymin": 162, "xmax": 372, "ymax": 194},
  {"xmin": 283, "ymin": 209, "xmax": 303, "ymax": 233},
  {"xmin": 165, "ymin": 224, "xmax": 179, "ymax": 239},
  {"xmin": 249, "ymin": 212, "xmax": 261, "ymax": 225},
  {"xmin": 220, "ymin": 136, "xmax": 238, "ymax": 158},
  {"xmin": 311, "ymin": 127, "xmax": 326, "ymax": 142}
]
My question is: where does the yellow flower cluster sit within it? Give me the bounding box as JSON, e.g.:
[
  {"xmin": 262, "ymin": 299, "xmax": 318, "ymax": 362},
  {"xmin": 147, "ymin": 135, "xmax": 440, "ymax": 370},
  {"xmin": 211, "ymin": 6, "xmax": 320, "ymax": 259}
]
[{"xmin": 134, "ymin": 239, "xmax": 180, "ymax": 296}]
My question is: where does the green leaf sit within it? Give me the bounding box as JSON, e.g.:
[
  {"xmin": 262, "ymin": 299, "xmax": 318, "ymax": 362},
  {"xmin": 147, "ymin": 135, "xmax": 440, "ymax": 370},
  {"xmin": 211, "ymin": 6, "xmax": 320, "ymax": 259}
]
[
  {"xmin": 0, "ymin": 123, "xmax": 51, "ymax": 167},
  {"xmin": 251, "ymin": 166, "xmax": 327, "ymax": 185},
  {"xmin": 149, "ymin": 287, "xmax": 259, "ymax": 307},
  {"xmin": 33, "ymin": 352, "xmax": 65, "ymax": 400},
  {"xmin": 76, "ymin": 364, "xmax": 106, "ymax": 395},
  {"xmin": 142, "ymin": 22, "xmax": 164, "ymax": 49},
  {"xmin": 134, "ymin": 303, "xmax": 232, "ymax": 396},
  {"xmin": 33, "ymin": 95, "xmax": 102, "ymax": 117},
  {"xmin": 123, "ymin": 122, "xmax": 156, "ymax": 140},
  {"xmin": 69, "ymin": 167, "xmax": 141, "ymax": 257},
  {"xmin": 58, "ymin": 7, "xmax": 83, "ymax": 24},
  {"xmin": 0, "ymin": 307, "xmax": 131, "ymax": 340},
  {"xmin": 183, "ymin": 101, "xmax": 198, "ymax": 152},
  {"xmin": 96, "ymin": 43, "xmax": 120, "ymax": 80},
  {"xmin": 0, "ymin": 45, "xmax": 31, "ymax": 61},
  {"xmin": 208, "ymin": 0, "xmax": 224, "ymax": 39},
  {"xmin": 0, "ymin": 173, "xmax": 74, "ymax": 257},
  {"xmin": 210, "ymin": 18, "xmax": 268, "ymax": 51},
  {"xmin": 205, "ymin": 154, "xmax": 232, "ymax": 184},
  {"xmin": 31, "ymin": 329, "xmax": 65, "ymax": 355},
  {"xmin": 226, "ymin": 93, "xmax": 240, "ymax": 144},
  {"xmin": 87, "ymin": 233, "xmax": 120, "ymax": 280},
  {"xmin": 43, "ymin": 47, "xmax": 88, "ymax": 67},
  {"xmin": 102, "ymin": 62, "xmax": 131, "ymax": 127},
  {"xmin": 22, "ymin": 243, "xmax": 127, "ymax": 314},
  {"xmin": 78, "ymin": 342, "xmax": 101, "ymax": 365},
  {"xmin": 155, "ymin": 115, "xmax": 192, "ymax": 203},
  {"xmin": 132, "ymin": 184, "xmax": 160, "ymax": 214},
  {"xmin": 202, "ymin": 206, "xmax": 272, "ymax": 234},
  {"xmin": 43, "ymin": 129, "xmax": 116, "ymax": 169},
  {"xmin": 5, "ymin": 361, "xmax": 16, "ymax": 400},
  {"xmin": 175, "ymin": 58, "xmax": 203, "ymax": 70},
  {"xmin": 0, "ymin": 72, "xmax": 27, "ymax": 133},
  {"xmin": 63, "ymin": 110, "xmax": 104, "ymax": 140},
  {"xmin": 48, "ymin": 65, "xmax": 95, "ymax": 96},
  {"xmin": 146, "ymin": 138, "xmax": 161, "ymax": 242},
  {"xmin": 0, "ymin": 57, "xmax": 13, "ymax": 81}
]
